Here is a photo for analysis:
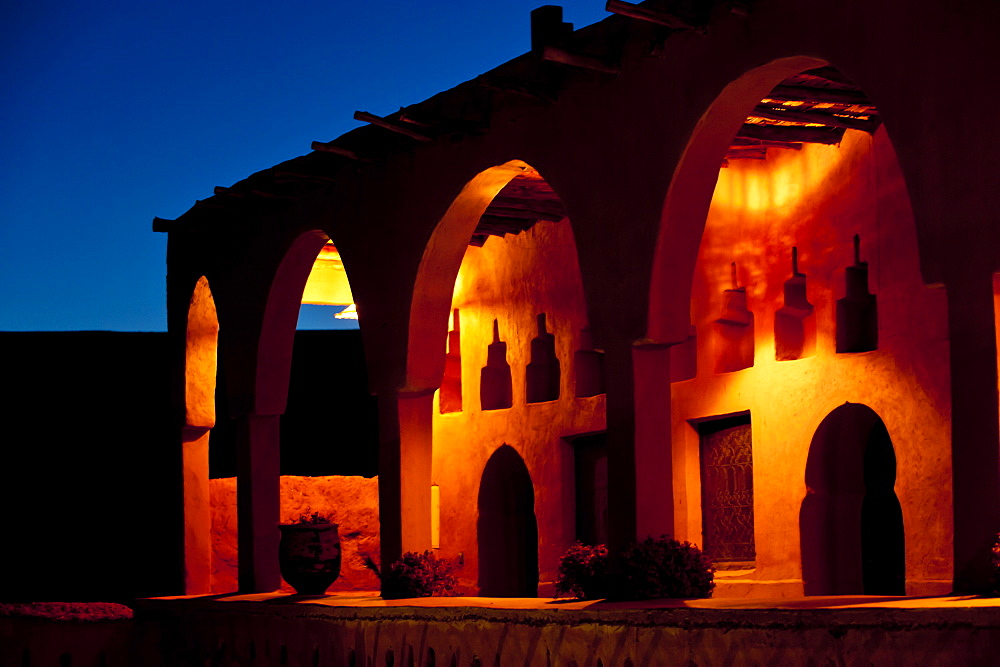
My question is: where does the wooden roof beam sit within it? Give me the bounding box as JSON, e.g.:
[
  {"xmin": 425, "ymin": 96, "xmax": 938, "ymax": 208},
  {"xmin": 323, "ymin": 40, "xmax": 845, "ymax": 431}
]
[
  {"xmin": 542, "ymin": 46, "xmax": 620, "ymax": 74},
  {"xmin": 737, "ymin": 123, "xmax": 845, "ymax": 145},
  {"xmin": 751, "ymin": 105, "xmax": 880, "ymax": 133},
  {"xmin": 353, "ymin": 110, "xmax": 434, "ymax": 142},
  {"xmin": 731, "ymin": 137, "xmax": 803, "ymax": 149},
  {"xmin": 310, "ymin": 141, "xmax": 372, "ymax": 162},
  {"xmin": 605, "ymin": 0, "xmax": 701, "ymax": 31},
  {"xmin": 766, "ymin": 85, "xmax": 871, "ymax": 105}
]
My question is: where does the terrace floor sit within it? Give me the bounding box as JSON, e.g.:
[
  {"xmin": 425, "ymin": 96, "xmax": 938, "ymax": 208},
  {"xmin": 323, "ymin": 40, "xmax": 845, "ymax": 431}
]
[{"xmin": 127, "ymin": 591, "xmax": 1000, "ymax": 666}]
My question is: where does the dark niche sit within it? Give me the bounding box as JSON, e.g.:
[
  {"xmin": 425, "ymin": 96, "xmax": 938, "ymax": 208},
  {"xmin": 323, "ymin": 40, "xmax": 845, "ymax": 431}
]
[
  {"xmin": 526, "ymin": 313, "xmax": 561, "ymax": 403},
  {"xmin": 480, "ymin": 319, "xmax": 513, "ymax": 410},
  {"xmin": 439, "ymin": 309, "xmax": 462, "ymax": 414},
  {"xmin": 836, "ymin": 234, "xmax": 878, "ymax": 353},
  {"xmin": 573, "ymin": 328, "xmax": 605, "ymax": 397},
  {"xmin": 715, "ymin": 262, "xmax": 755, "ymax": 373},
  {"xmin": 774, "ymin": 247, "xmax": 816, "ymax": 361}
]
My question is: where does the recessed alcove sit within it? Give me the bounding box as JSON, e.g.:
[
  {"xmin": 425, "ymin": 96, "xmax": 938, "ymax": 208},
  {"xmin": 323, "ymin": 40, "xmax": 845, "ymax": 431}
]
[
  {"xmin": 714, "ymin": 262, "xmax": 755, "ymax": 373},
  {"xmin": 573, "ymin": 328, "xmax": 605, "ymax": 397},
  {"xmin": 440, "ymin": 309, "xmax": 463, "ymax": 414},
  {"xmin": 480, "ymin": 319, "xmax": 514, "ymax": 411},
  {"xmin": 526, "ymin": 313, "xmax": 560, "ymax": 403},
  {"xmin": 670, "ymin": 325, "xmax": 698, "ymax": 382},
  {"xmin": 836, "ymin": 234, "xmax": 879, "ymax": 353},
  {"xmin": 774, "ymin": 247, "xmax": 815, "ymax": 361}
]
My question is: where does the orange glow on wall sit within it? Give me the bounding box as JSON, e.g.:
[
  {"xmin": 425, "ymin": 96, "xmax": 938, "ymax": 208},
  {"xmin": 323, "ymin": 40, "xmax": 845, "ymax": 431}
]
[
  {"xmin": 302, "ymin": 241, "xmax": 354, "ymax": 306},
  {"xmin": 672, "ymin": 126, "xmax": 953, "ymax": 598}
]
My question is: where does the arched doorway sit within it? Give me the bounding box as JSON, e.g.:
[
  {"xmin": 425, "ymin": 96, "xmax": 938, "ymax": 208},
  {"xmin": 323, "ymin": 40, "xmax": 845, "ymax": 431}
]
[
  {"xmin": 477, "ymin": 445, "xmax": 539, "ymax": 597},
  {"xmin": 800, "ymin": 403, "xmax": 905, "ymax": 595}
]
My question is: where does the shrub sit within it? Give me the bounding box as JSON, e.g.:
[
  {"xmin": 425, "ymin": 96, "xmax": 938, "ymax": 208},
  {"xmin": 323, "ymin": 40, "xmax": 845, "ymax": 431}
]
[
  {"xmin": 363, "ymin": 551, "xmax": 460, "ymax": 599},
  {"xmin": 991, "ymin": 532, "xmax": 1000, "ymax": 595},
  {"xmin": 555, "ymin": 542, "xmax": 610, "ymax": 599},
  {"xmin": 613, "ymin": 536, "xmax": 715, "ymax": 600},
  {"xmin": 294, "ymin": 512, "xmax": 336, "ymax": 525}
]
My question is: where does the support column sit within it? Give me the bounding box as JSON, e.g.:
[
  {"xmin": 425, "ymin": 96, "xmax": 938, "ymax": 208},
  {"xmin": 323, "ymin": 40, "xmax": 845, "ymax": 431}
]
[
  {"xmin": 378, "ymin": 390, "xmax": 434, "ymax": 571},
  {"xmin": 182, "ymin": 425, "xmax": 211, "ymax": 594},
  {"xmin": 235, "ymin": 413, "xmax": 282, "ymax": 593},
  {"xmin": 948, "ymin": 271, "xmax": 1000, "ymax": 592},
  {"xmin": 632, "ymin": 342, "xmax": 675, "ymax": 540},
  {"xmin": 604, "ymin": 339, "xmax": 638, "ymax": 554}
]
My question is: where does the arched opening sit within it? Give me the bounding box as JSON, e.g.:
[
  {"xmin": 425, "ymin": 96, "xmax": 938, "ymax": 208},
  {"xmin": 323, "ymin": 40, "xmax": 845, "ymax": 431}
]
[
  {"xmin": 207, "ymin": 230, "xmax": 380, "ymax": 594},
  {"xmin": 183, "ymin": 275, "xmax": 218, "ymax": 594},
  {"xmin": 477, "ymin": 444, "xmax": 538, "ymax": 597},
  {"xmin": 421, "ymin": 161, "xmax": 602, "ymax": 594},
  {"xmin": 800, "ymin": 403, "xmax": 905, "ymax": 595},
  {"xmin": 653, "ymin": 58, "xmax": 949, "ymax": 597}
]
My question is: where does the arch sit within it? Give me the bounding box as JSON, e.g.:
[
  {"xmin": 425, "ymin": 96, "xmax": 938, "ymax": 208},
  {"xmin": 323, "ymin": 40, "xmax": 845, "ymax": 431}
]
[
  {"xmin": 647, "ymin": 56, "xmax": 829, "ymax": 344},
  {"xmin": 800, "ymin": 403, "xmax": 905, "ymax": 596},
  {"xmin": 256, "ymin": 229, "xmax": 331, "ymax": 415},
  {"xmin": 182, "ymin": 275, "xmax": 218, "ymax": 594},
  {"xmin": 477, "ymin": 444, "xmax": 538, "ymax": 597},
  {"xmin": 406, "ymin": 160, "xmax": 534, "ymax": 392}
]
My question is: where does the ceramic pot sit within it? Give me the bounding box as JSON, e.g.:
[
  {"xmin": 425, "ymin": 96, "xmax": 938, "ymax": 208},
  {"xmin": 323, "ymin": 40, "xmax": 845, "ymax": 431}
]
[{"xmin": 278, "ymin": 522, "xmax": 342, "ymax": 595}]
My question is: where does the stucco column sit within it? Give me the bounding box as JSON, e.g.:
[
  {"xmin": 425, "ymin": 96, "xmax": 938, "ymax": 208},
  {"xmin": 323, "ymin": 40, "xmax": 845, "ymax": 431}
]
[
  {"xmin": 632, "ymin": 342, "xmax": 675, "ymax": 540},
  {"xmin": 378, "ymin": 390, "xmax": 434, "ymax": 571},
  {"xmin": 604, "ymin": 339, "xmax": 638, "ymax": 553},
  {"xmin": 947, "ymin": 271, "xmax": 1000, "ymax": 592},
  {"xmin": 182, "ymin": 425, "xmax": 211, "ymax": 594},
  {"xmin": 235, "ymin": 413, "xmax": 282, "ymax": 593}
]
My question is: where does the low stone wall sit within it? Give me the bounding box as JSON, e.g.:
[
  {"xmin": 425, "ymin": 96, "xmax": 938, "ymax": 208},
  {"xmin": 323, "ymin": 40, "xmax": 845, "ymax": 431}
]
[
  {"xmin": 134, "ymin": 598, "xmax": 1000, "ymax": 666},
  {"xmin": 210, "ymin": 475, "xmax": 380, "ymax": 593},
  {"xmin": 0, "ymin": 617, "xmax": 134, "ymax": 666}
]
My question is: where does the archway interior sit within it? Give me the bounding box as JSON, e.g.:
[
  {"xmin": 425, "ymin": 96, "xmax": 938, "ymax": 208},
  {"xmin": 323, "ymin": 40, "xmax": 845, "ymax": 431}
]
[
  {"xmin": 207, "ymin": 234, "xmax": 380, "ymax": 595},
  {"xmin": 800, "ymin": 404, "xmax": 905, "ymax": 595},
  {"xmin": 668, "ymin": 66, "xmax": 948, "ymax": 595},
  {"xmin": 477, "ymin": 445, "xmax": 539, "ymax": 597},
  {"xmin": 429, "ymin": 164, "xmax": 605, "ymax": 595}
]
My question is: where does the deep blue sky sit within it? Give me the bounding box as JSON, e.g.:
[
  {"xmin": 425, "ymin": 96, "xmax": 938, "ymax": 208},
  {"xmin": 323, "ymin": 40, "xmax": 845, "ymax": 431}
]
[{"xmin": 1, "ymin": 1, "xmax": 607, "ymax": 331}]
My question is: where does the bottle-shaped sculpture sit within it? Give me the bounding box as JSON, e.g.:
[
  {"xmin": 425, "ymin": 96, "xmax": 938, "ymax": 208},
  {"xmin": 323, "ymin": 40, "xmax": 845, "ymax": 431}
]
[
  {"xmin": 715, "ymin": 262, "xmax": 755, "ymax": 373},
  {"xmin": 573, "ymin": 328, "xmax": 605, "ymax": 397},
  {"xmin": 440, "ymin": 309, "xmax": 462, "ymax": 413},
  {"xmin": 526, "ymin": 313, "xmax": 560, "ymax": 403},
  {"xmin": 480, "ymin": 319, "xmax": 513, "ymax": 410},
  {"xmin": 774, "ymin": 247, "xmax": 816, "ymax": 360},
  {"xmin": 836, "ymin": 234, "xmax": 878, "ymax": 353}
]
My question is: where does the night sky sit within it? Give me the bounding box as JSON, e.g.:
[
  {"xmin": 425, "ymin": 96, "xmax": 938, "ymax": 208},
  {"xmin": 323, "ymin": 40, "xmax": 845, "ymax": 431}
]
[{"xmin": 1, "ymin": 1, "xmax": 607, "ymax": 331}]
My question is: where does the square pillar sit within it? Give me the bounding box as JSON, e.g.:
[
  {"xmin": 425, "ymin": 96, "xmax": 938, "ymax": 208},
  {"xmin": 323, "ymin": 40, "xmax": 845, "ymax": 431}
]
[{"xmin": 236, "ymin": 414, "xmax": 282, "ymax": 593}]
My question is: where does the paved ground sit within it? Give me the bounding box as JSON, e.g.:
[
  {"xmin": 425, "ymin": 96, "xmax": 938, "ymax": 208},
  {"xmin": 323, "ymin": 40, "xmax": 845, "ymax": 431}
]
[{"xmin": 159, "ymin": 590, "xmax": 1000, "ymax": 612}]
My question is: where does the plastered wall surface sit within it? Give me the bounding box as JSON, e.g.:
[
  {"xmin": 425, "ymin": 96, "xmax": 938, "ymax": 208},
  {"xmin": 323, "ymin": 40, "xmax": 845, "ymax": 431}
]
[
  {"xmin": 211, "ymin": 475, "xmax": 381, "ymax": 593},
  {"xmin": 432, "ymin": 217, "xmax": 606, "ymax": 595},
  {"xmin": 671, "ymin": 129, "xmax": 953, "ymax": 596}
]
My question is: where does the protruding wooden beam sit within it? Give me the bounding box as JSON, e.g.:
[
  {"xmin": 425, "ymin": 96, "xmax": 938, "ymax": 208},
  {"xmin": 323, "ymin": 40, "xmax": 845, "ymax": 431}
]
[
  {"xmin": 274, "ymin": 170, "xmax": 337, "ymax": 184},
  {"xmin": 605, "ymin": 0, "xmax": 699, "ymax": 30},
  {"xmin": 765, "ymin": 85, "xmax": 871, "ymax": 106},
  {"xmin": 731, "ymin": 137, "xmax": 803, "ymax": 150},
  {"xmin": 737, "ymin": 122, "xmax": 845, "ymax": 145},
  {"xmin": 152, "ymin": 217, "xmax": 175, "ymax": 232},
  {"xmin": 531, "ymin": 5, "xmax": 573, "ymax": 50},
  {"xmin": 750, "ymin": 105, "xmax": 880, "ymax": 133},
  {"xmin": 213, "ymin": 186, "xmax": 245, "ymax": 197},
  {"xmin": 542, "ymin": 46, "xmax": 620, "ymax": 74},
  {"xmin": 251, "ymin": 189, "xmax": 294, "ymax": 200},
  {"xmin": 354, "ymin": 110, "xmax": 433, "ymax": 142},
  {"xmin": 474, "ymin": 75, "xmax": 556, "ymax": 103},
  {"xmin": 310, "ymin": 141, "xmax": 371, "ymax": 162}
]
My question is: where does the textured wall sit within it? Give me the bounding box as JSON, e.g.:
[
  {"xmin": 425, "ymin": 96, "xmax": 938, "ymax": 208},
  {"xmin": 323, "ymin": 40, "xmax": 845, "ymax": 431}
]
[
  {"xmin": 432, "ymin": 218, "xmax": 606, "ymax": 595},
  {"xmin": 671, "ymin": 128, "xmax": 952, "ymax": 596},
  {"xmin": 210, "ymin": 475, "xmax": 380, "ymax": 593}
]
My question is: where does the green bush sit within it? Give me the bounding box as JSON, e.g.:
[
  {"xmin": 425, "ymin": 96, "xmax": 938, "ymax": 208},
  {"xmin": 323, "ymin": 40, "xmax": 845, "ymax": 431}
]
[
  {"xmin": 614, "ymin": 536, "xmax": 715, "ymax": 600},
  {"xmin": 554, "ymin": 536, "xmax": 715, "ymax": 601},
  {"xmin": 555, "ymin": 543, "xmax": 610, "ymax": 599},
  {"xmin": 363, "ymin": 551, "xmax": 460, "ymax": 599}
]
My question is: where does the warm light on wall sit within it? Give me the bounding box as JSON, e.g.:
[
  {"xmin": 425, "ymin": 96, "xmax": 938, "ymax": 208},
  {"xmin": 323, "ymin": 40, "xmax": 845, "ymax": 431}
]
[
  {"xmin": 302, "ymin": 241, "xmax": 354, "ymax": 306},
  {"xmin": 431, "ymin": 484, "xmax": 441, "ymax": 549}
]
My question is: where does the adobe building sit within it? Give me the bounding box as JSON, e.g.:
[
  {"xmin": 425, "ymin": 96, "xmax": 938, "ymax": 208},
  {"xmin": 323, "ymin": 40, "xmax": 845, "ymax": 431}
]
[{"xmin": 158, "ymin": 0, "xmax": 1000, "ymax": 599}]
